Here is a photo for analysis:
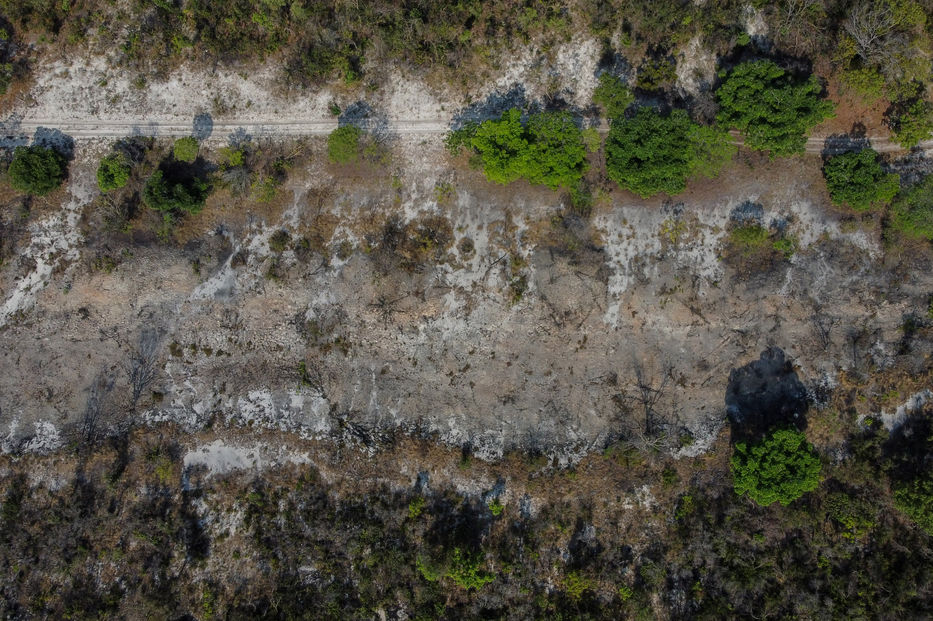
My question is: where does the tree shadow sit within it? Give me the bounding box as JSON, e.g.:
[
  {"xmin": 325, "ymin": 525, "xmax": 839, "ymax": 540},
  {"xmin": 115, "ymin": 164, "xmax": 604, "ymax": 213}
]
[
  {"xmin": 33, "ymin": 127, "xmax": 75, "ymax": 160},
  {"xmin": 821, "ymin": 123, "xmax": 870, "ymax": 159},
  {"xmin": 338, "ymin": 100, "xmax": 389, "ymax": 140},
  {"xmin": 192, "ymin": 113, "xmax": 213, "ymax": 141},
  {"xmin": 228, "ymin": 127, "xmax": 252, "ymax": 148},
  {"xmin": 884, "ymin": 408, "xmax": 933, "ymax": 483},
  {"xmin": 729, "ymin": 200, "xmax": 764, "ymax": 226},
  {"xmin": 725, "ymin": 347, "xmax": 809, "ymax": 444},
  {"xmin": 450, "ymin": 83, "xmax": 529, "ymax": 130}
]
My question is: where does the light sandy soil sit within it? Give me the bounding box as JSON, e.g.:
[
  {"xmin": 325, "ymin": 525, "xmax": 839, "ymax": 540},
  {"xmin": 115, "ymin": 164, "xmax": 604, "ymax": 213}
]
[{"xmin": 0, "ymin": 35, "xmax": 930, "ymax": 469}]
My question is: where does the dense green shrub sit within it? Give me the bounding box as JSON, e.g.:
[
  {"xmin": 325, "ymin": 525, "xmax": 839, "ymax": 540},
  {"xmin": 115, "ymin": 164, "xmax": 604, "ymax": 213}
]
[
  {"xmin": 592, "ymin": 73, "xmax": 634, "ymax": 121},
  {"xmin": 894, "ymin": 476, "xmax": 933, "ymax": 535},
  {"xmin": 889, "ymin": 97, "xmax": 933, "ymax": 149},
  {"xmin": 889, "ymin": 174, "xmax": 933, "ymax": 240},
  {"xmin": 7, "ymin": 145, "xmax": 66, "ymax": 196},
  {"xmin": 716, "ymin": 60, "xmax": 834, "ymax": 157},
  {"xmin": 142, "ymin": 170, "xmax": 209, "ymax": 217},
  {"xmin": 732, "ymin": 428, "xmax": 822, "ymax": 506},
  {"xmin": 605, "ymin": 107, "xmax": 734, "ymax": 197},
  {"xmin": 444, "ymin": 547, "xmax": 494, "ymax": 590},
  {"xmin": 454, "ymin": 108, "xmax": 587, "ymax": 189},
  {"xmin": 173, "ymin": 137, "xmax": 199, "ymax": 163},
  {"xmin": 327, "ymin": 125, "xmax": 361, "ymax": 164},
  {"xmin": 96, "ymin": 153, "xmax": 131, "ymax": 192},
  {"xmin": 823, "ymin": 149, "xmax": 899, "ymax": 211}
]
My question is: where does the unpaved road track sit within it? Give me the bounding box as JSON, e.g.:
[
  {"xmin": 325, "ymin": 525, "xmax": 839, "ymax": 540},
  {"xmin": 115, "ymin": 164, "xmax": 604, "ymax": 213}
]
[{"xmin": 2, "ymin": 116, "xmax": 932, "ymax": 154}]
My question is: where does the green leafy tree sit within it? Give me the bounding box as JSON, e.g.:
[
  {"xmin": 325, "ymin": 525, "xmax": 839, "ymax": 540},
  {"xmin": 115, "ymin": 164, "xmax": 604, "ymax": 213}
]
[
  {"xmin": 605, "ymin": 107, "xmax": 733, "ymax": 197},
  {"xmin": 142, "ymin": 169, "xmax": 209, "ymax": 217},
  {"xmin": 469, "ymin": 108, "xmax": 529, "ymax": 184},
  {"xmin": 732, "ymin": 428, "xmax": 822, "ymax": 506},
  {"xmin": 894, "ymin": 476, "xmax": 933, "ymax": 535},
  {"xmin": 716, "ymin": 60, "xmax": 834, "ymax": 157},
  {"xmin": 889, "ymin": 173, "xmax": 933, "ymax": 239},
  {"xmin": 523, "ymin": 110, "xmax": 588, "ymax": 189},
  {"xmin": 97, "ymin": 153, "xmax": 131, "ymax": 192},
  {"xmin": 173, "ymin": 136, "xmax": 199, "ymax": 163},
  {"xmin": 327, "ymin": 125, "xmax": 361, "ymax": 164},
  {"xmin": 7, "ymin": 145, "xmax": 67, "ymax": 196},
  {"xmin": 593, "ymin": 73, "xmax": 634, "ymax": 121},
  {"xmin": 461, "ymin": 108, "xmax": 586, "ymax": 189},
  {"xmin": 889, "ymin": 97, "xmax": 933, "ymax": 149},
  {"xmin": 823, "ymin": 148, "xmax": 900, "ymax": 211},
  {"xmin": 444, "ymin": 547, "xmax": 494, "ymax": 590}
]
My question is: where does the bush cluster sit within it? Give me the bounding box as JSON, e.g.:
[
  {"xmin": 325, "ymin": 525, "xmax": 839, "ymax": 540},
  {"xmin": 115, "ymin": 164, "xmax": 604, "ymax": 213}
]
[
  {"xmin": 731, "ymin": 428, "xmax": 822, "ymax": 506},
  {"xmin": 453, "ymin": 108, "xmax": 587, "ymax": 190},
  {"xmin": 605, "ymin": 107, "xmax": 734, "ymax": 197},
  {"xmin": 823, "ymin": 148, "xmax": 900, "ymax": 211},
  {"xmin": 716, "ymin": 60, "xmax": 834, "ymax": 157},
  {"xmin": 7, "ymin": 145, "xmax": 67, "ymax": 196}
]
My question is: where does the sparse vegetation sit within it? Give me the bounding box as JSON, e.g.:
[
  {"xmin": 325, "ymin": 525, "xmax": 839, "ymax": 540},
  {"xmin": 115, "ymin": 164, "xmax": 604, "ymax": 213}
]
[{"xmin": 592, "ymin": 73, "xmax": 634, "ymax": 120}]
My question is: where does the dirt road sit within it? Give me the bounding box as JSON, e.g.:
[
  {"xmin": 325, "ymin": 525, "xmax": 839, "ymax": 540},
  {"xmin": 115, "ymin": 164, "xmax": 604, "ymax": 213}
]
[{"xmin": 2, "ymin": 115, "xmax": 931, "ymax": 154}]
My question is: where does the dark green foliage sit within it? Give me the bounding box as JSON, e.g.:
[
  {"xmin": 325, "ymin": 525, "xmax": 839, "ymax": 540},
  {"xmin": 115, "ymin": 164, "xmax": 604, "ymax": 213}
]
[
  {"xmin": 716, "ymin": 60, "xmax": 834, "ymax": 157},
  {"xmin": 605, "ymin": 107, "xmax": 734, "ymax": 197},
  {"xmin": 172, "ymin": 137, "xmax": 198, "ymax": 163},
  {"xmin": 327, "ymin": 125, "xmax": 361, "ymax": 164},
  {"xmin": 636, "ymin": 52, "xmax": 676, "ymax": 91},
  {"xmin": 457, "ymin": 108, "xmax": 587, "ymax": 189},
  {"xmin": 823, "ymin": 148, "xmax": 899, "ymax": 211},
  {"xmin": 889, "ymin": 97, "xmax": 933, "ymax": 149},
  {"xmin": 592, "ymin": 73, "xmax": 633, "ymax": 120},
  {"xmin": 889, "ymin": 174, "xmax": 933, "ymax": 240},
  {"xmin": 7, "ymin": 145, "xmax": 66, "ymax": 196},
  {"xmin": 142, "ymin": 169, "xmax": 209, "ymax": 217},
  {"xmin": 731, "ymin": 428, "xmax": 822, "ymax": 506},
  {"xmin": 96, "ymin": 153, "xmax": 131, "ymax": 192}
]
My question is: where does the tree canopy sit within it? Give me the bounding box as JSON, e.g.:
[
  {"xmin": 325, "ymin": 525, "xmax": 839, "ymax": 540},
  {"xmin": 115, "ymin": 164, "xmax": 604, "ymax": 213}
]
[
  {"xmin": 142, "ymin": 169, "xmax": 209, "ymax": 217},
  {"xmin": 459, "ymin": 108, "xmax": 587, "ymax": 189},
  {"xmin": 731, "ymin": 428, "xmax": 822, "ymax": 506},
  {"xmin": 7, "ymin": 145, "xmax": 67, "ymax": 196},
  {"xmin": 592, "ymin": 73, "xmax": 634, "ymax": 121},
  {"xmin": 173, "ymin": 137, "xmax": 199, "ymax": 163},
  {"xmin": 97, "ymin": 153, "xmax": 132, "ymax": 193},
  {"xmin": 716, "ymin": 60, "xmax": 834, "ymax": 157},
  {"xmin": 823, "ymin": 148, "xmax": 900, "ymax": 211},
  {"xmin": 327, "ymin": 125, "xmax": 362, "ymax": 164},
  {"xmin": 889, "ymin": 173, "xmax": 933, "ymax": 239},
  {"xmin": 605, "ymin": 107, "xmax": 734, "ymax": 197}
]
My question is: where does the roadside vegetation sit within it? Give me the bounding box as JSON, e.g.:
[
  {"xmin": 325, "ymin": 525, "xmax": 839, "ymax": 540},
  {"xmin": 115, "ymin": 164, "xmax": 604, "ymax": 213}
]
[
  {"xmin": 715, "ymin": 60, "xmax": 835, "ymax": 157},
  {"xmin": 823, "ymin": 148, "xmax": 900, "ymax": 211},
  {"xmin": 447, "ymin": 108, "xmax": 586, "ymax": 190},
  {"xmin": 6, "ymin": 145, "xmax": 67, "ymax": 196}
]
